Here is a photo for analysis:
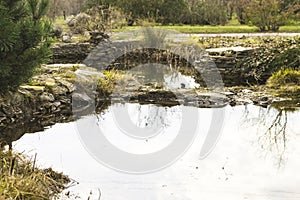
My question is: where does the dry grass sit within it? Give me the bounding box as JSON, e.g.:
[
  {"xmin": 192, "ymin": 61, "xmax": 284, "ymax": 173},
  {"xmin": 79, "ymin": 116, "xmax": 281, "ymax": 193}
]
[
  {"xmin": 267, "ymin": 68, "xmax": 300, "ymax": 98},
  {"xmin": 267, "ymin": 68, "xmax": 300, "ymax": 87},
  {"xmin": 97, "ymin": 70, "xmax": 137, "ymax": 97},
  {"xmin": 0, "ymin": 150, "xmax": 70, "ymax": 200}
]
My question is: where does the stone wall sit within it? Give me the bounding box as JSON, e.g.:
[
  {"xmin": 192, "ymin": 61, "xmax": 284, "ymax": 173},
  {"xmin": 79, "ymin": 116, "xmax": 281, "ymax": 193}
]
[
  {"xmin": 207, "ymin": 47, "xmax": 257, "ymax": 86},
  {"xmin": 0, "ymin": 65, "xmax": 74, "ymax": 148},
  {"xmin": 50, "ymin": 43, "xmax": 92, "ymax": 64},
  {"xmin": 0, "ymin": 64, "xmax": 111, "ymax": 148},
  {"xmin": 50, "ymin": 41, "xmax": 258, "ymax": 86}
]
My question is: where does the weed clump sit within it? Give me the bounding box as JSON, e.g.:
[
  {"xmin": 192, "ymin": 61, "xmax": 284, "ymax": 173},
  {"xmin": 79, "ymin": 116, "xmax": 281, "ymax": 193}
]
[
  {"xmin": 97, "ymin": 70, "xmax": 137, "ymax": 97},
  {"xmin": 267, "ymin": 68, "xmax": 300, "ymax": 87},
  {"xmin": 267, "ymin": 68, "xmax": 300, "ymax": 98},
  {"xmin": 0, "ymin": 150, "xmax": 70, "ymax": 200}
]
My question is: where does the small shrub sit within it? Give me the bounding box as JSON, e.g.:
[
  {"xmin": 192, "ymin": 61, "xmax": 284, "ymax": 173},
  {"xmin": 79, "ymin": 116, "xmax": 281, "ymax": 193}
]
[
  {"xmin": 97, "ymin": 70, "xmax": 124, "ymax": 96},
  {"xmin": 68, "ymin": 6, "xmax": 127, "ymax": 35},
  {"xmin": 267, "ymin": 68, "xmax": 300, "ymax": 87},
  {"xmin": 68, "ymin": 13, "xmax": 92, "ymax": 34},
  {"xmin": 97, "ymin": 70, "xmax": 137, "ymax": 97}
]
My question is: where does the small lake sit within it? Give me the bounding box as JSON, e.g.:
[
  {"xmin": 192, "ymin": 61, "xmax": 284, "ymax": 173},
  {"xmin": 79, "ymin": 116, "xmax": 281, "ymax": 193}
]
[{"xmin": 13, "ymin": 103, "xmax": 300, "ymax": 200}]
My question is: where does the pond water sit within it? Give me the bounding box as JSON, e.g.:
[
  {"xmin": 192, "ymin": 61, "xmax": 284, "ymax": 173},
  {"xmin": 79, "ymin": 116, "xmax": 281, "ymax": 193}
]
[
  {"xmin": 127, "ymin": 63, "xmax": 201, "ymax": 89},
  {"xmin": 13, "ymin": 103, "xmax": 300, "ymax": 200}
]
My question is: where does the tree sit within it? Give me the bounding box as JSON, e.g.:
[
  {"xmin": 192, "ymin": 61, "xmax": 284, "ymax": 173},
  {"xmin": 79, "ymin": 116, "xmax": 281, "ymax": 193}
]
[
  {"xmin": 0, "ymin": 0, "xmax": 51, "ymax": 92},
  {"xmin": 243, "ymin": 0, "xmax": 288, "ymax": 31},
  {"xmin": 280, "ymin": 0, "xmax": 300, "ymax": 21},
  {"xmin": 182, "ymin": 0, "xmax": 229, "ymax": 25},
  {"xmin": 183, "ymin": 0, "xmax": 202, "ymax": 24},
  {"xmin": 235, "ymin": 0, "xmax": 250, "ymax": 24},
  {"xmin": 159, "ymin": 0, "xmax": 186, "ymax": 25},
  {"xmin": 84, "ymin": 0, "xmax": 230, "ymax": 25},
  {"xmin": 202, "ymin": 0, "xmax": 228, "ymax": 25}
]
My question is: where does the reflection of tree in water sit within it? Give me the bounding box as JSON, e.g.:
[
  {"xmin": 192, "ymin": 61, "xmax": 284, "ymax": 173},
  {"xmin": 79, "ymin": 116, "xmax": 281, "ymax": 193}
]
[
  {"xmin": 134, "ymin": 104, "xmax": 181, "ymax": 131},
  {"xmin": 257, "ymin": 107, "xmax": 288, "ymax": 167},
  {"xmin": 96, "ymin": 103, "xmax": 182, "ymax": 137},
  {"xmin": 242, "ymin": 103, "xmax": 298, "ymax": 168}
]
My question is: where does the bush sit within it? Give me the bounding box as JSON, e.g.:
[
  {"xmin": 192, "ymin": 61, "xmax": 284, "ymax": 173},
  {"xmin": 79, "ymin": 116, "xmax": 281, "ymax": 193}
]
[
  {"xmin": 267, "ymin": 68, "xmax": 300, "ymax": 87},
  {"xmin": 0, "ymin": 0, "xmax": 52, "ymax": 92},
  {"xmin": 68, "ymin": 6, "xmax": 127, "ymax": 35},
  {"xmin": 243, "ymin": 0, "xmax": 289, "ymax": 31},
  {"xmin": 67, "ymin": 13, "xmax": 92, "ymax": 34},
  {"xmin": 269, "ymin": 45, "xmax": 300, "ymax": 70}
]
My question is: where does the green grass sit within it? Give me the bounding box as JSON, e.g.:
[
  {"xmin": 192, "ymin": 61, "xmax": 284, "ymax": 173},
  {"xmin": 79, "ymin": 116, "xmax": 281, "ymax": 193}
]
[
  {"xmin": 279, "ymin": 25, "xmax": 300, "ymax": 32},
  {"xmin": 226, "ymin": 15, "xmax": 241, "ymax": 26},
  {"xmin": 53, "ymin": 13, "xmax": 300, "ymax": 35},
  {"xmin": 113, "ymin": 25, "xmax": 300, "ymax": 34},
  {"xmin": 267, "ymin": 68, "xmax": 300, "ymax": 98},
  {"xmin": 97, "ymin": 70, "xmax": 137, "ymax": 97},
  {"xmin": 267, "ymin": 68, "xmax": 300, "ymax": 87},
  {"xmin": 162, "ymin": 25, "xmax": 259, "ymax": 33},
  {"xmin": 53, "ymin": 16, "xmax": 70, "ymax": 32}
]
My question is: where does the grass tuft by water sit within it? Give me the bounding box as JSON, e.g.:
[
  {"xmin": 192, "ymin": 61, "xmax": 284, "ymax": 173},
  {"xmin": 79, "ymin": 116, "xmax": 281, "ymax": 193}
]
[
  {"xmin": 0, "ymin": 150, "xmax": 70, "ymax": 200},
  {"xmin": 267, "ymin": 68, "xmax": 300, "ymax": 98}
]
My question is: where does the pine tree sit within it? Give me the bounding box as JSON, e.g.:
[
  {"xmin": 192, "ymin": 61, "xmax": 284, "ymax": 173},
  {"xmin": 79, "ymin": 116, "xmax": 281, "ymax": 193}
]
[{"xmin": 0, "ymin": 0, "xmax": 51, "ymax": 92}]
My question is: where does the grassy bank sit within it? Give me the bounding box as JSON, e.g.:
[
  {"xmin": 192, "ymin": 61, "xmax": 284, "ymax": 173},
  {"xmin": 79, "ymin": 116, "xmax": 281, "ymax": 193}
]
[
  {"xmin": 53, "ymin": 14, "xmax": 300, "ymax": 35},
  {"xmin": 0, "ymin": 150, "xmax": 70, "ymax": 200},
  {"xmin": 113, "ymin": 25, "xmax": 300, "ymax": 34},
  {"xmin": 267, "ymin": 68, "xmax": 300, "ymax": 98}
]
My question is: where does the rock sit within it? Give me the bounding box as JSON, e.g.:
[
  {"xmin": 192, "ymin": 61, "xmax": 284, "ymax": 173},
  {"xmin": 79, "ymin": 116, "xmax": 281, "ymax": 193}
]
[
  {"xmin": 62, "ymin": 35, "xmax": 71, "ymax": 43},
  {"xmin": 65, "ymin": 15, "xmax": 75, "ymax": 26},
  {"xmin": 58, "ymin": 80, "xmax": 75, "ymax": 93},
  {"xmin": 40, "ymin": 92, "xmax": 55, "ymax": 102},
  {"xmin": 51, "ymin": 85, "xmax": 68, "ymax": 95},
  {"xmin": 20, "ymin": 85, "xmax": 45, "ymax": 92},
  {"xmin": 0, "ymin": 117, "xmax": 7, "ymax": 123},
  {"xmin": 53, "ymin": 101, "xmax": 61, "ymax": 107},
  {"xmin": 45, "ymin": 78, "xmax": 56, "ymax": 87},
  {"xmin": 60, "ymin": 98, "xmax": 71, "ymax": 104},
  {"xmin": 72, "ymin": 92, "xmax": 94, "ymax": 114},
  {"xmin": 260, "ymin": 96, "xmax": 269, "ymax": 102},
  {"xmin": 72, "ymin": 93, "xmax": 93, "ymax": 105},
  {"xmin": 242, "ymin": 89, "xmax": 253, "ymax": 94},
  {"xmin": 50, "ymin": 43, "xmax": 92, "ymax": 64},
  {"xmin": 84, "ymin": 31, "xmax": 90, "ymax": 37},
  {"xmin": 236, "ymin": 98, "xmax": 252, "ymax": 105},
  {"xmin": 221, "ymin": 91, "xmax": 235, "ymax": 96},
  {"xmin": 90, "ymin": 31, "xmax": 109, "ymax": 45},
  {"xmin": 18, "ymin": 89, "xmax": 33, "ymax": 98}
]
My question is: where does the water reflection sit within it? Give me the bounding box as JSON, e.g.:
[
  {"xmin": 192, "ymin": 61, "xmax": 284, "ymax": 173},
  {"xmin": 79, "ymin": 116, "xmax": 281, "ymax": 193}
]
[
  {"xmin": 93, "ymin": 103, "xmax": 183, "ymax": 154},
  {"xmin": 241, "ymin": 104, "xmax": 300, "ymax": 168},
  {"xmin": 129, "ymin": 63, "xmax": 200, "ymax": 89},
  {"xmin": 13, "ymin": 104, "xmax": 300, "ymax": 199},
  {"xmin": 119, "ymin": 103, "xmax": 181, "ymax": 130}
]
